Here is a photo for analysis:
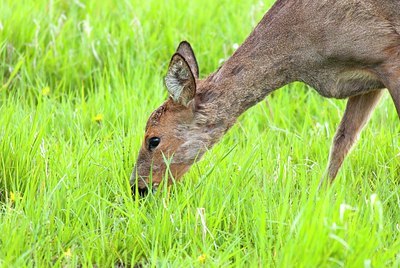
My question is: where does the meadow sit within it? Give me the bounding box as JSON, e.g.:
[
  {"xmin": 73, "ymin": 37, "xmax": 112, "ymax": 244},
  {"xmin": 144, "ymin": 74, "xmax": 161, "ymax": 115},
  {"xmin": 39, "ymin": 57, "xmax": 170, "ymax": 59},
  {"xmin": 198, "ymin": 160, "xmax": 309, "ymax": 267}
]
[{"xmin": 0, "ymin": 0, "xmax": 399, "ymax": 266}]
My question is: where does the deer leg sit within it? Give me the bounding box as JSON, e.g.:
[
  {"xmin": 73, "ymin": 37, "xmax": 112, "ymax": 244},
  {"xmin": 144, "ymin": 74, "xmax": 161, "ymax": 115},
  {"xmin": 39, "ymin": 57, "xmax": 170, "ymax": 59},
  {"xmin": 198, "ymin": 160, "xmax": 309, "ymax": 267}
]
[
  {"xmin": 320, "ymin": 89, "xmax": 384, "ymax": 186},
  {"xmin": 378, "ymin": 63, "xmax": 400, "ymax": 117}
]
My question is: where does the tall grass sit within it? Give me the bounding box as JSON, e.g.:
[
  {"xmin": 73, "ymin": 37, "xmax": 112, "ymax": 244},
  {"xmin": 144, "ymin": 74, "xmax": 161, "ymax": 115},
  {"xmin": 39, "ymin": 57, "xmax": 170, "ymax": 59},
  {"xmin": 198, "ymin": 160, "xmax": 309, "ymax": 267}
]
[{"xmin": 0, "ymin": 0, "xmax": 399, "ymax": 266}]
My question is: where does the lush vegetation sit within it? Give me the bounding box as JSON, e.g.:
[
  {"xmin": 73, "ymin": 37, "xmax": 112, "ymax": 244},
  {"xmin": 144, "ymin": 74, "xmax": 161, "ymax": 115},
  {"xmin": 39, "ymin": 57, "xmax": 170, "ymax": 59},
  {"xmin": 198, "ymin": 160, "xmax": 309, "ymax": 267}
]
[{"xmin": 0, "ymin": 0, "xmax": 399, "ymax": 266}]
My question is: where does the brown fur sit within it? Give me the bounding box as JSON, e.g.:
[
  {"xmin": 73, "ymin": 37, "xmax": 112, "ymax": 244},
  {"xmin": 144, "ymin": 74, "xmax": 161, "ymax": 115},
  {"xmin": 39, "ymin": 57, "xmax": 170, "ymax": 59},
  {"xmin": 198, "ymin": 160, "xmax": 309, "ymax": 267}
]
[{"xmin": 131, "ymin": 0, "xmax": 400, "ymax": 194}]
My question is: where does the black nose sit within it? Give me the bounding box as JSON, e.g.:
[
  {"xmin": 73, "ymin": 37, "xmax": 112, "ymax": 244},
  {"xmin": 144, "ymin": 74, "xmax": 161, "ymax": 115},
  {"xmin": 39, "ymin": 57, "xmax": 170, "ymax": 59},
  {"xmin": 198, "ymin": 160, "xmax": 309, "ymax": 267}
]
[
  {"xmin": 138, "ymin": 186, "xmax": 149, "ymax": 197},
  {"xmin": 131, "ymin": 183, "xmax": 149, "ymax": 197}
]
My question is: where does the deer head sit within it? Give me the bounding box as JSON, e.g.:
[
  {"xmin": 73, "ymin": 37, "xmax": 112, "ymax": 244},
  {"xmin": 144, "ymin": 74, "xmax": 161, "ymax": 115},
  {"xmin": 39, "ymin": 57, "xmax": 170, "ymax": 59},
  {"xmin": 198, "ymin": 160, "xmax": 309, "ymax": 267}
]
[{"xmin": 131, "ymin": 41, "xmax": 227, "ymax": 196}]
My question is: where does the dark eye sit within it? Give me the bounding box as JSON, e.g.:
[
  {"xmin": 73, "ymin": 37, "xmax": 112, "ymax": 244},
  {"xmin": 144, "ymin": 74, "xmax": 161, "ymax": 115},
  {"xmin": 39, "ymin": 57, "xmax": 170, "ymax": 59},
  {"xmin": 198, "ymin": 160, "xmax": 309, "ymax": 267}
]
[{"xmin": 148, "ymin": 137, "xmax": 161, "ymax": 151}]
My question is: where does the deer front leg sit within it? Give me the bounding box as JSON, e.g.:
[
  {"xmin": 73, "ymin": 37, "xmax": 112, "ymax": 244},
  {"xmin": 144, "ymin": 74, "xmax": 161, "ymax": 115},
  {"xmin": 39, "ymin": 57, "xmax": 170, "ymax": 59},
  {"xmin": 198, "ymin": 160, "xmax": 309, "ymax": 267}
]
[
  {"xmin": 378, "ymin": 63, "xmax": 400, "ymax": 118},
  {"xmin": 320, "ymin": 89, "xmax": 384, "ymax": 186}
]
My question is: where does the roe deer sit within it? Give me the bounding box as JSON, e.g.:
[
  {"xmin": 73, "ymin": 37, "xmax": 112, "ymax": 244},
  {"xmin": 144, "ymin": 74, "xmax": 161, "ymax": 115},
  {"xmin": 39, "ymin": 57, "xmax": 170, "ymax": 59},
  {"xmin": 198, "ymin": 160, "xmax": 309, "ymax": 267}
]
[{"xmin": 131, "ymin": 0, "xmax": 400, "ymax": 195}]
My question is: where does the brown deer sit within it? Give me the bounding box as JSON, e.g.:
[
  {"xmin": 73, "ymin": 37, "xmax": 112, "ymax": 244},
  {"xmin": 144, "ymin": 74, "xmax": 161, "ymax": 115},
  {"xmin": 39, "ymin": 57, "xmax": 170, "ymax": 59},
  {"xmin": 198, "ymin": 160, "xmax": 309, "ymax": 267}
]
[{"xmin": 131, "ymin": 0, "xmax": 400, "ymax": 195}]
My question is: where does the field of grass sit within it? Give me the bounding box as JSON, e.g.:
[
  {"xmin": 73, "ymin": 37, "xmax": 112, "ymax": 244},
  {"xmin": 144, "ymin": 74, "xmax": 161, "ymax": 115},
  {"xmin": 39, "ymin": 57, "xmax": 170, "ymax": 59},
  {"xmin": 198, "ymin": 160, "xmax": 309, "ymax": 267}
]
[{"xmin": 1, "ymin": 0, "xmax": 399, "ymax": 266}]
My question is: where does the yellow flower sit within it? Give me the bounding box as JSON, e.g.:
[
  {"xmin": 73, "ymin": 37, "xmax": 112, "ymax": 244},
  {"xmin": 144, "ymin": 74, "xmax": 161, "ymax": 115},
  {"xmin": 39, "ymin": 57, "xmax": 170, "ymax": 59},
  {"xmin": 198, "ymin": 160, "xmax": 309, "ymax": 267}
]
[
  {"xmin": 41, "ymin": 86, "xmax": 50, "ymax": 96},
  {"xmin": 9, "ymin": 191, "xmax": 22, "ymax": 202},
  {"xmin": 92, "ymin": 114, "xmax": 104, "ymax": 122},
  {"xmin": 64, "ymin": 248, "xmax": 72, "ymax": 258},
  {"xmin": 10, "ymin": 191, "xmax": 16, "ymax": 202},
  {"xmin": 198, "ymin": 254, "xmax": 207, "ymax": 264}
]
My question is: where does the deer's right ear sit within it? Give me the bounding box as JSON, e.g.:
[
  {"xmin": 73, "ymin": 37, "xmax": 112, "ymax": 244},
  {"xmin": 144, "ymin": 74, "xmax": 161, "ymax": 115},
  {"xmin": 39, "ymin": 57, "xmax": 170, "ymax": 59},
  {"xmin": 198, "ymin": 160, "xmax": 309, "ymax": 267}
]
[
  {"xmin": 165, "ymin": 54, "xmax": 196, "ymax": 107},
  {"xmin": 176, "ymin": 41, "xmax": 199, "ymax": 79}
]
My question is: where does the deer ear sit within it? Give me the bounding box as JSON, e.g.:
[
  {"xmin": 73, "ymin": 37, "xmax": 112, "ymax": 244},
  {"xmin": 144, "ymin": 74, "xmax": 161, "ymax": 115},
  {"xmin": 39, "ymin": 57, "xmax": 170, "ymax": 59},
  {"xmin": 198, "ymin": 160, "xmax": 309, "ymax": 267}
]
[
  {"xmin": 176, "ymin": 41, "xmax": 199, "ymax": 79},
  {"xmin": 165, "ymin": 53, "xmax": 196, "ymax": 107}
]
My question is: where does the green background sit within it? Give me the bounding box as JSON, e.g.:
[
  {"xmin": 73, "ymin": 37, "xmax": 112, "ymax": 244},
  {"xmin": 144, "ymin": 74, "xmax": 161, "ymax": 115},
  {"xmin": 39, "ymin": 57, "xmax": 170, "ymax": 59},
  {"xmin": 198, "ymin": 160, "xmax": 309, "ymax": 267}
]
[{"xmin": 0, "ymin": 0, "xmax": 399, "ymax": 266}]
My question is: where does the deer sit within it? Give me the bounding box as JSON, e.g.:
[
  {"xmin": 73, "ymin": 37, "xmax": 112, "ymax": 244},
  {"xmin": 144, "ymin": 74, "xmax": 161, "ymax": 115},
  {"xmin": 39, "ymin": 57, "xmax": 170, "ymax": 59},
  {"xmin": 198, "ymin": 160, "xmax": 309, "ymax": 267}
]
[{"xmin": 131, "ymin": 0, "xmax": 400, "ymax": 196}]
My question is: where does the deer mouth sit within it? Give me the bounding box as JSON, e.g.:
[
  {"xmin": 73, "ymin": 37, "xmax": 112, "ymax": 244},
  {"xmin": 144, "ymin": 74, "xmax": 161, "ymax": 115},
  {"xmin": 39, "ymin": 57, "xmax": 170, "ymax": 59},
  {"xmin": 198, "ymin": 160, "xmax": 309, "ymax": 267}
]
[
  {"xmin": 131, "ymin": 182, "xmax": 160, "ymax": 197},
  {"xmin": 130, "ymin": 169, "xmax": 160, "ymax": 197},
  {"xmin": 134, "ymin": 185, "xmax": 149, "ymax": 197}
]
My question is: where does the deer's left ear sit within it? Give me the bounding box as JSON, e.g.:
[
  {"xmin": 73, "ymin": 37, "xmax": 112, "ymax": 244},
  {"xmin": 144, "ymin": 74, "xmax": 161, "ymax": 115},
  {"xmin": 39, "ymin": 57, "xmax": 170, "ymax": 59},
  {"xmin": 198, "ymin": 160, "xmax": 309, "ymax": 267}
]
[{"xmin": 165, "ymin": 53, "xmax": 196, "ymax": 107}]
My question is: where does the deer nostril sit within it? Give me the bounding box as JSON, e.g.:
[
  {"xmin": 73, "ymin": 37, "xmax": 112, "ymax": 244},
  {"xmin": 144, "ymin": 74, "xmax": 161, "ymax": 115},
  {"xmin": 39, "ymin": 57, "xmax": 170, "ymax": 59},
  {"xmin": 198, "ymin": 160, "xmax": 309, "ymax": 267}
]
[
  {"xmin": 131, "ymin": 183, "xmax": 149, "ymax": 198},
  {"xmin": 138, "ymin": 186, "xmax": 149, "ymax": 197}
]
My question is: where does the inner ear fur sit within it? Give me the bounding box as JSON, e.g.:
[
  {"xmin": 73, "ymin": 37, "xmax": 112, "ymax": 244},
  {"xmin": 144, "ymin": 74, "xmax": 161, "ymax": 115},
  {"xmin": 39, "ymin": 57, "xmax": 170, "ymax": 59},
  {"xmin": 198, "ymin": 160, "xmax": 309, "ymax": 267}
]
[{"xmin": 164, "ymin": 53, "xmax": 196, "ymax": 107}]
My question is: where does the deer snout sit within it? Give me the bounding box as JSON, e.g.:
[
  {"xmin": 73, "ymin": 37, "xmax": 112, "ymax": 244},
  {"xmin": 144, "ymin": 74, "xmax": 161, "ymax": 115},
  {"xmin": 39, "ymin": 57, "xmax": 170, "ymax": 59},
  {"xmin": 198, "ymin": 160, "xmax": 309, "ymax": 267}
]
[
  {"xmin": 130, "ymin": 179, "xmax": 150, "ymax": 197},
  {"xmin": 131, "ymin": 183, "xmax": 149, "ymax": 197},
  {"xmin": 130, "ymin": 167, "xmax": 161, "ymax": 197},
  {"xmin": 130, "ymin": 168, "xmax": 148, "ymax": 197},
  {"xmin": 130, "ymin": 181, "xmax": 160, "ymax": 197}
]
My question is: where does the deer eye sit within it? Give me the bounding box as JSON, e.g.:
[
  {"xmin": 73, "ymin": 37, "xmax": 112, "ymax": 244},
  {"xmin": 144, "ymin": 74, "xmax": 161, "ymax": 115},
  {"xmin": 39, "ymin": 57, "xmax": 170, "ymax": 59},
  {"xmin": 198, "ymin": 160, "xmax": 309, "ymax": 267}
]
[{"xmin": 148, "ymin": 137, "xmax": 161, "ymax": 151}]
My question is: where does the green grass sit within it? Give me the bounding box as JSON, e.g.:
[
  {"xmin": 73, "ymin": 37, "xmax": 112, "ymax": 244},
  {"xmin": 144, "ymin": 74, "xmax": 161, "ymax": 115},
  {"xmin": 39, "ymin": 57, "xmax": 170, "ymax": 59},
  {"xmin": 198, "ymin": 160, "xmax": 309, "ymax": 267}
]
[{"xmin": 0, "ymin": 0, "xmax": 399, "ymax": 266}]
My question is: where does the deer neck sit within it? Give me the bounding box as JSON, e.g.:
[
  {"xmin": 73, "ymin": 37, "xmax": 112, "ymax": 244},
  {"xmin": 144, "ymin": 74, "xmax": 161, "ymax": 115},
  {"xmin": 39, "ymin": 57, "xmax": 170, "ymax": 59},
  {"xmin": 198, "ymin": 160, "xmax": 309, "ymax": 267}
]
[
  {"xmin": 190, "ymin": 1, "xmax": 306, "ymax": 156},
  {"xmin": 198, "ymin": 13, "xmax": 301, "ymax": 132}
]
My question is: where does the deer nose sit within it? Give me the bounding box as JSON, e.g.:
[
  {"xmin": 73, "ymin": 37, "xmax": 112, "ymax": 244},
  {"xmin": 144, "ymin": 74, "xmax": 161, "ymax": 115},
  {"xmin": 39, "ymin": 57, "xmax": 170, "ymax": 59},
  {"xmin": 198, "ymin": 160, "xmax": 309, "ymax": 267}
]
[
  {"xmin": 130, "ymin": 169, "xmax": 148, "ymax": 197},
  {"xmin": 130, "ymin": 181, "xmax": 149, "ymax": 197},
  {"xmin": 131, "ymin": 182, "xmax": 160, "ymax": 197},
  {"xmin": 130, "ymin": 168, "xmax": 161, "ymax": 197},
  {"xmin": 131, "ymin": 184, "xmax": 160, "ymax": 197},
  {"xmin": 137, "ymin": 185, "xmax": 149, "ymax": 197}
]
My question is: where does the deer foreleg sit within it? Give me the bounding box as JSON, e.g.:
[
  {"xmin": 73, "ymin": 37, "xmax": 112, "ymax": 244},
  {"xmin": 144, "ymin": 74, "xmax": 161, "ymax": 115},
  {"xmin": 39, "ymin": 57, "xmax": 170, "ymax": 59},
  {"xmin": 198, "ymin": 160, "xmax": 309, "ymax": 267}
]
[
  {"xmin": 320, "ymin": 89, "xmax": 384, "ymax": 186},
  {"xmin": 379, "ymin": 62, "xmax": 400, "ymax": 118}
]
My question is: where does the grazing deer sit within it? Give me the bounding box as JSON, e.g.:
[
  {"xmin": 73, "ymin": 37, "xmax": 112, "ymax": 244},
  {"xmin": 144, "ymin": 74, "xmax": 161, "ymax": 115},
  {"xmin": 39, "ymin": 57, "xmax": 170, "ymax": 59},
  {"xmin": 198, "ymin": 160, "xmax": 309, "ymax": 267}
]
[{"xmin": 131, "ymin": 0, "xmax": 400, "ymax": 195}]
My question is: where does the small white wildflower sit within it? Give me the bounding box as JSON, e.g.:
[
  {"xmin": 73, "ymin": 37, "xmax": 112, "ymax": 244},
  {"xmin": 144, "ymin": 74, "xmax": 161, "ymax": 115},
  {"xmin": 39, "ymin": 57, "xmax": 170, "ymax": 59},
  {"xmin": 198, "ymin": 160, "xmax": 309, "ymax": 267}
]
[
  {"xmin": 339, "ymin": 203, "xmax": 357, "ymax": 222},
  {"xmin": 82, "ymin": 17, "xmax": 92, "ymax": 37},
  {"xmin": 370, "ymin": 193, "xmax": 377, "ymax": 206},
  {"xmin": 232, "ymin": 43, "xmax": 239, "ymax": 50},
  {"xmin": 368, "ymin": 193, "xmax": 384, "ymax": 230}
]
